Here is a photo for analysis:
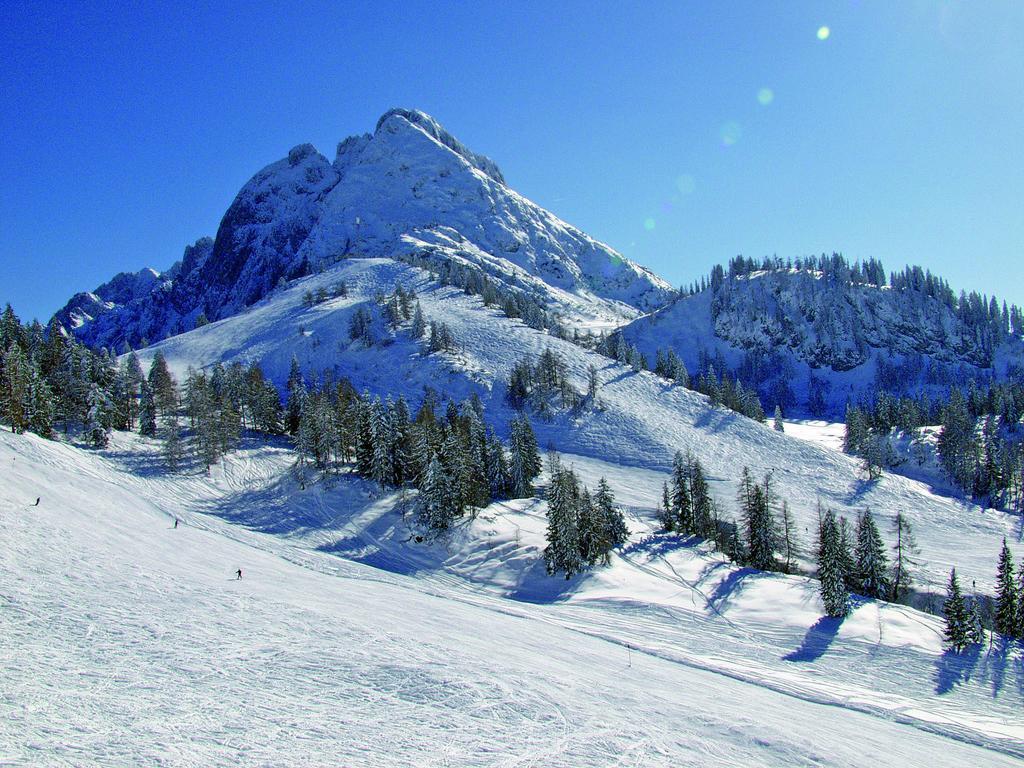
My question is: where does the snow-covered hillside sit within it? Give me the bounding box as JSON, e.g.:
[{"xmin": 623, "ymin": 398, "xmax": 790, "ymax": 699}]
[
  {"xmin": 620, "ymin": 267, "xmax": 1024, "ymax": 414},
  {"xmin": 55, "ymin": 109, "xmax": 672, "ymax": 350},
  {"xmin": 133, "ymin": 256, "xmax": 1024, "ymax": 598},
  {"xmin": 3, "ymin": 428, "xmax": 1022, "ymax": 766}
]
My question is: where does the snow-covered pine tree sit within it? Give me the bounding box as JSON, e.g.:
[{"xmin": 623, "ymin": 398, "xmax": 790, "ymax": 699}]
[
  {"xmin": 26, "ymin": 361, "xmax": 54, "ymax": 439},
  {"xmin": 593, "ymin": 477, "xmax": 628, "ymax": 564},
  {"xmin": 993, "ymin": 538, "xmax": 1018, "ymax": 638},
  {"xmin": 943, "ymin": 568, "xmax": 970, "ymax": 653},
  {"xmin": 285, "ymin": 355, "xmax": 305, "ymax": 435},
  {"xmin": 417, "ymin": 454, "xmax": 456, "ymax": 533},
  {"xmin": 509, "ymin": 414, "xmax": 541, "ymax": 497},
  {"xmin": 410, "ymin": 301, "xmax": 426, "ymax": 339},
  {"xmin": 817, "ymin": 509, "xmax": 850, "ymax": 617},
  {"xmin": 0, "ymin": 343, "xmax": 29, "ymax": 433},
  {"xmin": 838, "ymin": 515, "xmax": 856, "ymax": 590},
  {"xmin": 670, "ymin": 451, "xmax": 693, "ymax": 533},
  {"xmin": 86, "ymin": 382, "xmax": 111, "ymax": 448},
  {"xmin": 544, "ymin": 466, "xmax": 583, "ymax": 579},
  {"xmin": 576, "ymin": 488, "xmax": 599, "ymax": 565},
  {"xmin": 854, "ymin": 508, "xmax": 890, "ymax": 599},
  {"xmin": 743, "ymin": 482, "xmax": 777, "ymax": 571},
  {"xmin": 773, "ymin": 405, "xmax": 784, "ymax": 432}
]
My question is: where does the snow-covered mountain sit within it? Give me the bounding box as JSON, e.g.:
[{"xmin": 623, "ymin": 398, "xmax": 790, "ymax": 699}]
[
  {"xmin": 620, "ymin": 262, "xmax": 1024, "ymax": 415},
  {"xmin": 55, "ymin": 109, "xmax": 673, "ymax": 349}
]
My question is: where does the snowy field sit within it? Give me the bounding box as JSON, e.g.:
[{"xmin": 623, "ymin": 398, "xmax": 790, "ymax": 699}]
[{"xmin": 2, "ymin": 429, "xmax": 1022, "ymax": 766}]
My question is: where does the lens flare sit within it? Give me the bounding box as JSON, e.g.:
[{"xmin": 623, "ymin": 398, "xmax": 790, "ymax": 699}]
[
  {"xmin": 643, "ymin": 217, "xmax": 656, "ymax": 231},
  {"xmin": 817, "ymin": 25, "xmax": 830, "ymax": 40},
  {"xmin": 757, "ymin": 88, "xmax": 774, "ymax": 106},
  {"xmin": 720, "ymin": 121, "xmax": 742, "ymax": 147},
  {"xmin": 675, "ymin": 174, "xmax": 696, "ymax": 195}
]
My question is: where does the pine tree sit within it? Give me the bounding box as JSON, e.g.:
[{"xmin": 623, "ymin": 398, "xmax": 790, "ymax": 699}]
[
  {"xmin": 890, "ymin": 512, "xmax": 920, "ymax": 603},
  {"xmin": 854, "ymin": 508, "xmax": 890, "ymax": 599},
  {"xmin": 544, "ymin": 466, "xmax": 583, "ymax": 578},
  {"xmin": 285, "ymin": 355, "xmax": 305, "ymax": 435},
  {"xmin": 1, "ymin": 343, "xmax": 30, "ymax": 433},
  {"xmin": 689, "ymin": 457, "xmax": 714, "ymax": 538},
  {"xmin": 86, "ymin": 383, "xmax": 111, "ymax": 448},
  {"xmin": 817, "ymin": 509, "xmax": 850, "ymax": 617},
  {"xmin": 593, "ymin": 477, "xmax": 628, "ymax": 564},
  {"xmin": 943, "ymin": 568, "xmax": 970, "ymax": 653},
  {"xmin": 163, "ymin": 414, "xmax": 184, "ymax": 471},
  {"xmin": 773, "ymin": 405, "xmax": 784, "ymax": 432},
  {"xmin": 778, "ymin": 500, "xmax": 801, "ymax": 574},
  {"xmin": 744, "ymin": 482, "xmax": 777, "ymax": 571},
  {"xmin": 417, "ymin": 454, "xmax": 456, "ymax": 532},
  {"xmin": 671, "ymin": 451, "xmax": 692, "ymax": 533},
  {"xmin": 509, "ymin": 414, "xmax": 541, "ymax": 497},
  {"xmin": 139, "ymin": 381, "xmax": 157, "ymax": 437},
  {"xmin": 411, "ymin": 302, "xmax": 426, "ymax": 339},
  {"xmin": 658, "ymin": 481, "xmax": 675, "ymax": 532},
  {"xmin": 147, "ymin": 351, "xmax": 177, "ymax": 417},
  {"xmin": 26, "ymin": 360, "xmax": 54, "ymax": 438},
  {"xmin": 993, "ymin": 538, "xmax": 1018, "ymax": 638}
]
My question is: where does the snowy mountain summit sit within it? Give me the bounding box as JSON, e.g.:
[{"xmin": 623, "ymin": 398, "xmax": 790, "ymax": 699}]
[{"xmin": 56, "ymin": 109, "xmax": 672, "ymax": 348}]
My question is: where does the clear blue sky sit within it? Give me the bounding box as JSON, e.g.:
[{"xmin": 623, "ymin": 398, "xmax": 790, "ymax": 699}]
[{"xmin": 2, "ymin": 1, "xmax": 1022, "ymax": 323}]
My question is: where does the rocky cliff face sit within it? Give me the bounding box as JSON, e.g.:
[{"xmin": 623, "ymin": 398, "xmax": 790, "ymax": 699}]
[{"xmin": 55, "ymin": 109, "xmax": 672, "ymax": 349}]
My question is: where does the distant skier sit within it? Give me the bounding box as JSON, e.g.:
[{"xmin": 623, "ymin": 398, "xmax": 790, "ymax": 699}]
[
  {"xmin": 32, "ymin": 497, "xmax": 40, "ymax": 506},
  {"xmin": 173, "ymin": 518, "xmax": 179, "ymax": 529},
  {"xmin": 235, "ymin": 568, "xmax": 242, "ymax": 580}
]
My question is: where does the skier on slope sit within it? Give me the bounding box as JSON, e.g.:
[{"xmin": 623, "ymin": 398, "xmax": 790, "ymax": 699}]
[{"xmin": 235, "ymin": 568, "xmax": 242, "ymax": 580}]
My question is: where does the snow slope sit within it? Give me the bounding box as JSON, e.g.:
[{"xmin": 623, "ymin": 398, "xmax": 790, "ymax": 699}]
[
  {"xmin": 2, "ymin": 429, "xmax": 1022, "ymax": 766},
  {"xmin": 137, "ymin": 257, "xmax": 1024, "ymax": 598}
]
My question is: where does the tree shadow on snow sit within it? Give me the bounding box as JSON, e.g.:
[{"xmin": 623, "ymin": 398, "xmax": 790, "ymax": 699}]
[
  {"xmin": 933, "ymin": 644, "xmax": 982, "ymax": 695},
  {"xmin": 508, "ymin": 557, "xmax": 580, "ymax": 604},
  {"xmin": 619, "ymin": 532, "xmax": 701, "ymax": 559},
  {"xmin": 692, "ymin": 408, "xmax": 740, "ymax": 434},
  {"xmin": 705, "ymin": 567, "xmax": 757, "ymax": 613},
  {"xmin": 783, "ymin": 616, "xmax": 844, "ymax": 663}
]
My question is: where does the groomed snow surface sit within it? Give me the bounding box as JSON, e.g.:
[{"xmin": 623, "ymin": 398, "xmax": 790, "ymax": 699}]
[{"xmin": 2, "ymin": 429, "xmax": 1022, "ymax": 767}]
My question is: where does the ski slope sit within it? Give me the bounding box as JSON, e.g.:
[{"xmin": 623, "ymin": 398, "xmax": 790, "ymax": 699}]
[
  {"xmin": 2, "ymin": 429, "xmax": 1022, "ymax": 765},
  {"xmin": 137, "ymin": 257, "xmax": 1024, "ymax": 596}
]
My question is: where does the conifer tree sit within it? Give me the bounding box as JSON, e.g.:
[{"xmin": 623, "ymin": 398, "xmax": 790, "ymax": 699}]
[
  {"xmin": 86, "ymin": 382, "xmax": 111, "ymax": 448},
  {"xmin": 1, "ymin": 343, "xmax": 30, "ymax": 433},
  {"xmin": 411, "ymin": 302, "xmax": 426, "ymax": 339},
  {"xmin": 544, "ymin": 465, "xmax": 583, "ymax": 579},
  {"xmin": 943, "ymin": 568, "xmax": 970, "ymax": 653},
  {"xmin": 285, "ymin": 355, "xmax": 305, "ymax": 435},
  {"xmin": 854, "ymin": 508, "xmax": 890, "ymax": 599},
  {"xmin": 27, "ymin": 361, "xmax": 55, "ymax": 439},
  {"xmin": 743, "ymin": 482, "xmax": 777, "ymax": 571},
  {"xmin": 778, "ymin": 500, "xmax": 801, "ymax": 574},
  {"xmin": 658, "ymin": 481, "xmax": 675, "ymax": 532},
  {"xmin": 817, "ymin": 509, "xmax": 850, "ymax": 617},
  {"xmin": 509, "ymin": 414, "xmax": 541, "ymax": 497},
  {"xmin": 139, "ymin": 381, "xmax": 157, "ymax": 437},
  {"xmin": 890, "ymin": 512, "xmax": 920, "ymax": 603},
  {"xmin": 417, "ymin": 454, "xmax": 456, "ymax": 532},
  {"xmin": 163, "ymin": 414, "xmax": 184, "ymax": 471},
  {"xmin": 689, "ymin": 457, "xmax": 714, "ymax": 538},
  {"xmin": 773, "ymin": 405, "xmax": 785, "ymax": 432},
  {"xmin": 593, "ymin": 477, "xmax": 628, "ymax": 563},
  {"xmin": 147, "ymin": 351, "xmax": 177, "ymax": 417},
  {"xmin": 671, "ymin": 451, "xmax": 693, "ymax": 533},
  {"xmin": 993, "ymin": 538, "xmax": 1018, "ymax": 638}
]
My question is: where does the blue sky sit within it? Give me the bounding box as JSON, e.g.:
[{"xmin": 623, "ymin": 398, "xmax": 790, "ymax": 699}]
[{"xmin": 2, "ymin": 1, "xmax": 1022, "ymax": 322}]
